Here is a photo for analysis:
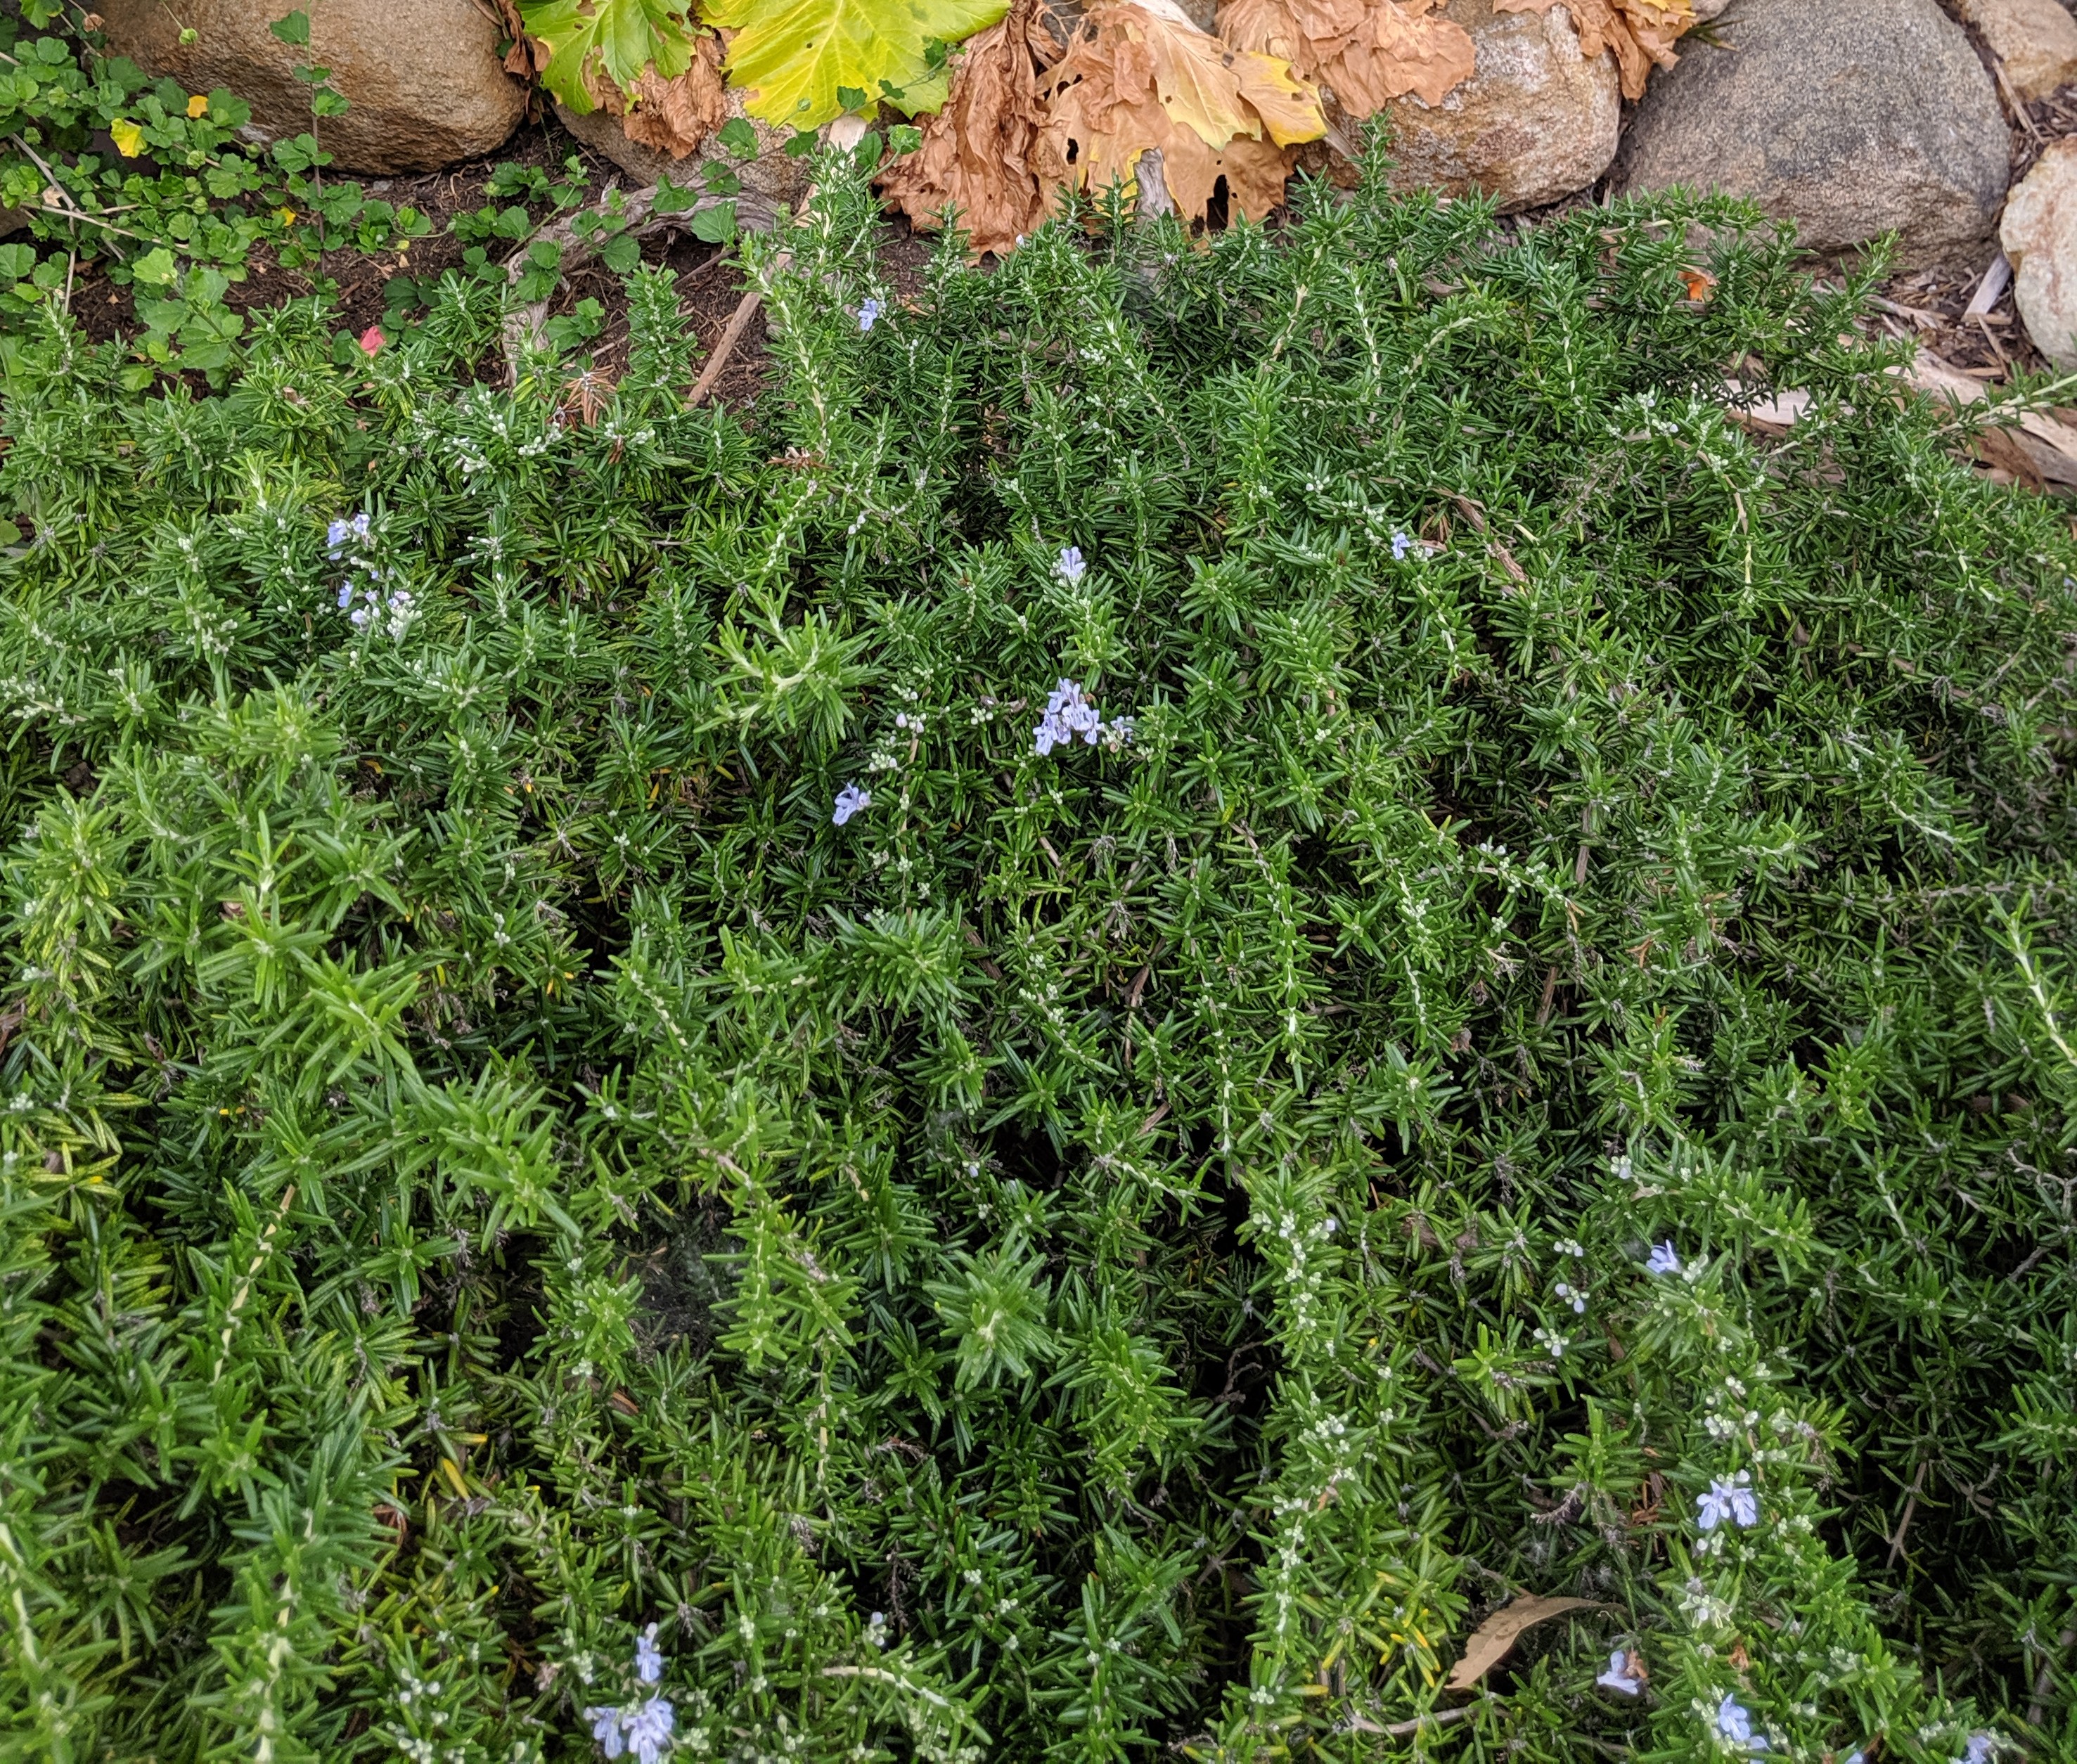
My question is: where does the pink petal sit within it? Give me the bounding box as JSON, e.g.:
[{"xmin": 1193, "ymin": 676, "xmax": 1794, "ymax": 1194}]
[{"xmin": 358, "ymin": 325, "xmax": 385, "ymax": 355}]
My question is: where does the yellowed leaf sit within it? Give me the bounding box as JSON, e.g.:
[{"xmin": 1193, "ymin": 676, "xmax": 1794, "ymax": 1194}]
[
  {"xmin": 110, "ymin": 118, "xmax": 144, "ymax": 159},
  {"xmin": 1493, "ymin": 0, "xmax": 1693, "ymax": 101},
  {"xmin": 1441, "ymin": 1595, "xmax": 1597, "ymax": 1692},
  {"xmin": 186, "ymin": 93, "xmax": 209, "ymax": 118},
  {"xmin": 1216, "ymin": 0, "xmax": 1474, "ymax": 116},
  {"xmin": 706, "ymin": 0, "xmax": 1008, "ymax": 130},
  {"xmin": 877, "ymin": 0, "xmax": 1062, "ymax": 255},
  {"xmin": 1038, "ymin": 0, "xmax": 1325, "ymax": 227}
]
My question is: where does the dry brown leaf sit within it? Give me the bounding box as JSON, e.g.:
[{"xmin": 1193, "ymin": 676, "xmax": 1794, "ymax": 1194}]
[
  {"xmin": 1494, "ymin": 0, "xmax": 1693, "ymax": 101},
  {"xmin": 581, "ymin": 30, "xmax": 731, "ymax": 159},
  {"xmin": 1216, "ymin": 0, "xmax": 1473, "ymax": 115},
  {"xmin": 1038, "ymin": 0, "xmax": 1327, "ymax": 226},
  {"xmin": 623, "ymin": 33, "xmax": 731, "ymax": 157},
  {"xmin": 1441, "ymin": 1595, "xmax": 1597, "ymax": 1692},
  {"xmin": 477, "ymin": 0, "xmax": 546, "ymax": 81},
  {"xmin": 877, "ymin": 0, "xmax": 1063, "ymax": 255}
]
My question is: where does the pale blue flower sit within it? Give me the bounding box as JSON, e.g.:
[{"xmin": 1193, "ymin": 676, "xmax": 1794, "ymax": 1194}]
[
  {"xmin": 859, "ymin": 297, "xmax": 882, "ymax": 333},
  {"xmin": 1034, "ymin": 675, "xmax": 1133, "ymax": 754},
  {"xmin": 1959, "ymin": 1736, "xmax": 1995, "ymax": 1764},
  {"xmin": 1595, "ymin": 1648, "xmax": 1643, "ymax": 1696},
  {"xmin": 624, "ymin": 1696, "xmax": 674, "ymax": 1764},
  {"xmin": 1391, "ymin": 529, "xmax": 1413, "ymax": 561},
  {"xmin": 833, "ymin": 783, "xmax": 871, "ymax": 827},
  {"xmin": 1697, "ymin": 1471, "xmax": 1759, "ymax": 1531},
  {"xmin": 587, "ymin": 1705, "xmax": 627, "ymax": 1758},
  {"xmin": 1715, "ymin": 1694, "xmax": 1767, "ymax": 1751},
  {"xmin": 1055, "ymin": 545, "xmax": 1086, "ymax": 586},
  {"xmin": 1647, "ymin": 1240, "xmax": 1681, "ymax": 1275},
  {"xmin": 327, "ymin": 510, "xmax": 370, "ymax": 557},
  {"xmin": 337, "ymin": 582, "xmax": 354, "ymax": 610},
  {"xmin": 1555, "ymin": 1280, "xmax": 1587, "ymax": 1314},
  {"xmin": 1036, "ymin": 678, "xmax": 1093, "ymax": 752},
  {"xmin": 634, "ymin": 1623, "xmax": 663, "ymax": 1686}
]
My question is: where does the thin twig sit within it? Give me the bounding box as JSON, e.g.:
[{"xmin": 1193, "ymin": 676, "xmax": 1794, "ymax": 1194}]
[
  {"xmin": 21, "ymin": 202, "xmax": 157, "ymax": 245},
  {"xmin": 680, "ymin": 246, "xmax": 735, "ymax": 286},
  {"xmin": 686, "ymin": 288, "xmax": 763, "ymax": 406},
  {"xmin": 1869, "ymin": 293, "xmax": 1940, "ymax": 326},
  {"xmin": 1994, "ymin": 60, "xmax": 2045, "ymax": 143},
  {"xmin": 2007, "ymin": 1239, "xmax": 2062, "ymax": 1284},
  {"xmin": 1976, "ymin": 312, "xmax": 2009, "ymax": 371},
  {"xmin": 1886, "ymin": 1457, "xmax": 1927, "ymax": 1569},
  {"xmin": 1367, "ymin": 1701, "xmax": 1484, "ymax": 1739},
  {"xmin": 7, "ymin": 131, "xmax": 69, "ymax": 196},
  {"xmin": 2026, "ymin": 1624, "xmax": 2077, "ymax": 1730}
]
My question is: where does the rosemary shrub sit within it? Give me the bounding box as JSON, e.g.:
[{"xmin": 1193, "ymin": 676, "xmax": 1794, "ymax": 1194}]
[{"xmin": 1, "ymin": 142, "xmax": 2073, "ymax": 1764}]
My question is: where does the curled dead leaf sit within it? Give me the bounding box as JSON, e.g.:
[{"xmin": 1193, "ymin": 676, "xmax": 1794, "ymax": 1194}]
[
  {"xmin": 878, "ymin": 0, "xmax": 1064, "ymax": 255},
  {"xmin": 1216, "ymin": 0, "xmax": 1473, "ymax": 115},
  {"xmin": 1493, "ymin": 0, "xmax": 1694, "ymax": 101},
  {"xmin": 625, "ymin": 34, "xmax": 731, "ymax": 157},
  {"xmin": 1441, "ymin": 1593, "xmax": 1598, "ymax": 1692},
  {"xmin": 1039, "ymin": 0, "xmax": 1326, "ymax": 226},
  {"xmin": 477, "ymin": 0, "xmax": 546, "ymax": 80},
  {"xmin": 581, "ymin": 29, "xmax": 731, "ymax": 158}
]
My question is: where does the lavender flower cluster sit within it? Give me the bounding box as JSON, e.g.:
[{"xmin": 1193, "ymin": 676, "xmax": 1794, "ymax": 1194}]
[
  {"xmin": 1034, "ymin": 677, "xmax": 1132, "ymax": 757},
  {"xmin": 328, "ymin": 512, "xmax": 414, "ymax": 639},
  {"xmin": 829, "ymin": 547, "xmax": 1138, "ymax": 827},
  {"xmin": 585, "ymin": 1625, "xmax": 674, "ymax": 1763},
  {"xmin": 1697, "ymin": 1469, "xmax": 1759, "ymax": 1531}
]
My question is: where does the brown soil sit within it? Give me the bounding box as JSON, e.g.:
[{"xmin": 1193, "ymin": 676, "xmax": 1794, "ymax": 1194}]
[
  {"xmin": 61, "ymin": 115, "xmax": 778, "ymax": 406},
  {"xmin": 63, "ymin": 106, "xmax": 949, "ymax": 416}
]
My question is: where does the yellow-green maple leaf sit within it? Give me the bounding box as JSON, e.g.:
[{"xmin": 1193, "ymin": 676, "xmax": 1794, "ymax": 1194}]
[
  {"xmin": 521, "ymin": 0, "xmax": 700, "ymax": 112},
  {"xmin": 705, "ymin": 0, "xmax": 1006, "ymax": 129}
]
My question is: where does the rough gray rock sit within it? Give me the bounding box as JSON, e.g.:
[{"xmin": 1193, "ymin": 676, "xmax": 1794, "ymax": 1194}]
[
  {"xmin": 1616, "ymin": 0, "xmax": 2010, "ymax": 261},
  {"xmin": 94, "ymin": 0, "xmax": 525, "ymax": 175},
  {"xmin": 2002, "ymin": 137, "xmax": 2077, "ymax": 367},
  {"xmin": 1383, "ymin": 0, "xmax": 1619, "ymax": 214}
]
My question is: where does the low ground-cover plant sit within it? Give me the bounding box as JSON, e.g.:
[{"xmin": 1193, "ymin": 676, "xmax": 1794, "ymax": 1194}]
[
  {"xmin": 3, "ymin": 142, "xmax": 2076, "ymax": 1762},
  {"xmin": 0, "ymin": 11, "xmax": 661, "ymax": 382}
]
